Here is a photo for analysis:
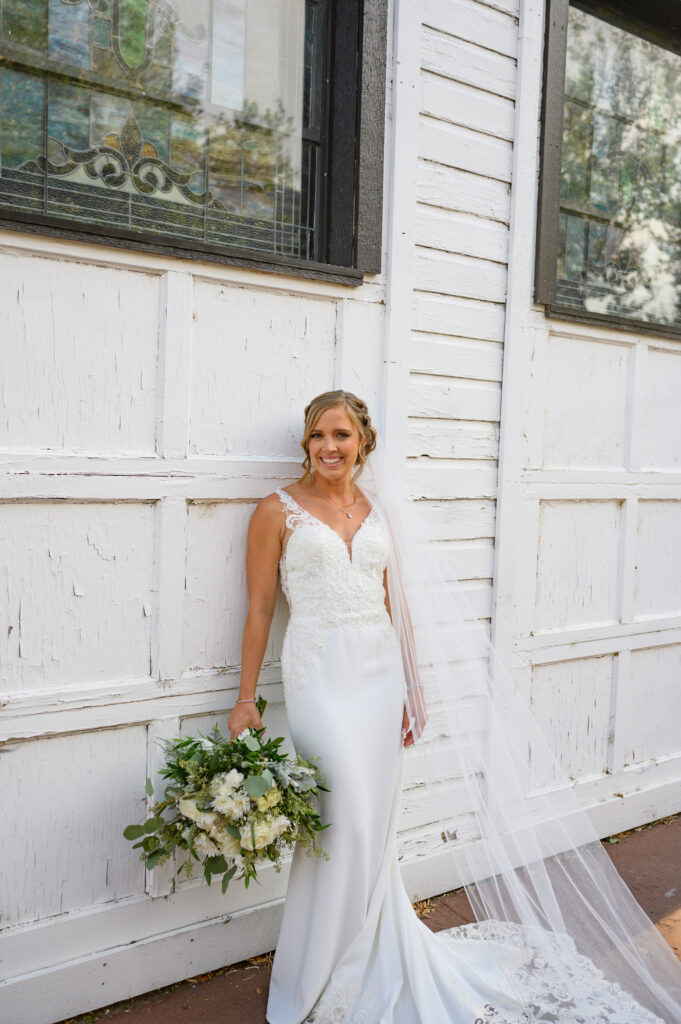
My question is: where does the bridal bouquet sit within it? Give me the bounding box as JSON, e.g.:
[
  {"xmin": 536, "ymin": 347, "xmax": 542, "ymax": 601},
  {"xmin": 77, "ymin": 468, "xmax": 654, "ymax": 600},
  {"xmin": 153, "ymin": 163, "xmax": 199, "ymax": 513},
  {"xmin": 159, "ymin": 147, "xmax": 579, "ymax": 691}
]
[{"xmin": 123, "ymin": 698, "xmax": 329, "ymax": 892}]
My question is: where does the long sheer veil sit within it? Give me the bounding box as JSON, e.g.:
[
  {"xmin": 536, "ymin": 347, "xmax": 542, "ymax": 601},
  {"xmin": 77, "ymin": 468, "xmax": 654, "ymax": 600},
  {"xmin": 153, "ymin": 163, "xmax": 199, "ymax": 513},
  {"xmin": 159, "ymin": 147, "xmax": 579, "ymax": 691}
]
[{"xmin": 363, "ymin": 435, "xmax": 681, "ymax": 1022}]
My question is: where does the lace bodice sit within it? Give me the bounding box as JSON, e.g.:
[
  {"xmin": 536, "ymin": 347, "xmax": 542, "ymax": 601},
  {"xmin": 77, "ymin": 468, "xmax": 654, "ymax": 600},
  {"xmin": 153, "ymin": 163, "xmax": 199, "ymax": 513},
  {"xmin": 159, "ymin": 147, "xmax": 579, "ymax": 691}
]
[{"xmin": 275, "ymin": 488, "xmax": 399, "ymax": 696}]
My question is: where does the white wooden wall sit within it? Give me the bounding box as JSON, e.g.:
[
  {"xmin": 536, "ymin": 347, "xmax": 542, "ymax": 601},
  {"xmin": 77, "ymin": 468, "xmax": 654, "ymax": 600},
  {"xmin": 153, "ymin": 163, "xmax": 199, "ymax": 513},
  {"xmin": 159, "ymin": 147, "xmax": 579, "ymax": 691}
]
[
  {"xmin": 392, "ymin": 0, "xmax": 520, "ymax": 899},
  {"xmin": 3, "ymin": 0, "xmax": 677, "ymax": 1021},
  {"xmin": 493, "ymin": 0, "xmax": 681, "ymax": 838},
  {"xmin": 0, "ymin": 243, "xmax": 387, "ymax": 1024}
]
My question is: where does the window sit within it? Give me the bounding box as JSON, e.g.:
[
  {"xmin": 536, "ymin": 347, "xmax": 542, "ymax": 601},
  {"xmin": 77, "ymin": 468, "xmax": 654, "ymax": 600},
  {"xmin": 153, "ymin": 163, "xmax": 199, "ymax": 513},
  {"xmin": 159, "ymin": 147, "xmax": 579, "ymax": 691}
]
[
  {"xmin": 536, "ymin": 0, "xmax": 681, "ymax": 333},
  {"xmin": 0, "ymin": 0, "xmax": 386, "ymax": 280}
]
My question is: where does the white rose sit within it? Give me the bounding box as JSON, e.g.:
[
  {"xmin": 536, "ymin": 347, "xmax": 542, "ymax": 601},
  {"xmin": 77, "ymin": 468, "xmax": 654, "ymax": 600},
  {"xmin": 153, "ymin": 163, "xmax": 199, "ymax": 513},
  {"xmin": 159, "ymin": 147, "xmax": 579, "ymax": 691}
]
[
  {"xmin": 210, "ymin": 827, "xmax": 242, "ymax": 859},
  {"xmin": 255, "ymin": 786, "xmax": 281, "ymax": 812},
  {"xmin": 240, "ymin": 819, "xmax": 277, "ymax": 850},
  {"xmin": 270, "ymin": 814, "xmax": 290, "ymax": 839},
  {"xmin": 179, "ymin": 797, "xmax": 218, "ymax": 831}
]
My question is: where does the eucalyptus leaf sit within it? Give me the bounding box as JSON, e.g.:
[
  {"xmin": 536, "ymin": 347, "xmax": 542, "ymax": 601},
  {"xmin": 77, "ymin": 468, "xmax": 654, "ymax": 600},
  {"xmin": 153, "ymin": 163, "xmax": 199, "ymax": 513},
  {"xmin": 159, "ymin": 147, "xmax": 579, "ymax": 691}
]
[
  {"xmin": 221, "ymin": 865, "xmax": 238, "ymax": 893},
  {"xmin": 123, "ymin": 824, "xmax": 145, "ymax": 840},
  {"xmin": 145, "ymin": 777, "xmax": 154, "ymax": 796},
  {"xmin": 242, "ymin": 734, "xmax": 260, "ymax": 752},
  {"xmin": 145, "ymin": 849, "xmax": 163, "ymax": 871},
  {"xmin": 224, "ymin": 822, "xmax": 242, "ymax": 840},
  {"xmin": 144, "ymin": 816, "xmax": 164, "ymax": 833},
  {"xmin": 245, "ymin": 774, "xmax": 271, "ymax": 798},
  {"xmin": 206, "ymin": 855, "xmax": 228, "ymax": 875}
]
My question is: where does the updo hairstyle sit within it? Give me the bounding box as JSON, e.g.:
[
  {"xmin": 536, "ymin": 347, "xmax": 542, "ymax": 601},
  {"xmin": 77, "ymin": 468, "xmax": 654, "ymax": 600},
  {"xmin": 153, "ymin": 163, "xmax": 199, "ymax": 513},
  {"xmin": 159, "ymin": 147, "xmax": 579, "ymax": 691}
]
[{"xmin": 299, "ymin": 390, "xmax": 378, "ymax": 481}]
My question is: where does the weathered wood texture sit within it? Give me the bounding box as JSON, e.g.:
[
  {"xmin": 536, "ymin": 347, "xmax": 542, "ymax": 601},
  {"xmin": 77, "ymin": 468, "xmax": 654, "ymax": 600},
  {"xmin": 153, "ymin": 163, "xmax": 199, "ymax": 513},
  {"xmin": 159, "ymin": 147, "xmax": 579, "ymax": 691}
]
[
  {"xmin": 491, "ymin": 0, "xmax": 681, "ymax": 891},
  {"xmin": 2, "ymin": 0, "xmax": 679, "ymax": 1018}
]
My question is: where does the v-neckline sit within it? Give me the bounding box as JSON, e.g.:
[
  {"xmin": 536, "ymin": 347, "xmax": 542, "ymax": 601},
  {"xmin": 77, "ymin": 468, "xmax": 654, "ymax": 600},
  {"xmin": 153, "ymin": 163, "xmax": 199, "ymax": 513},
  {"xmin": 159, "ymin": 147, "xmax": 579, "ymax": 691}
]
[{"xmin": 279, "ymin": 488, "xmax": 376, "ymax": 564}]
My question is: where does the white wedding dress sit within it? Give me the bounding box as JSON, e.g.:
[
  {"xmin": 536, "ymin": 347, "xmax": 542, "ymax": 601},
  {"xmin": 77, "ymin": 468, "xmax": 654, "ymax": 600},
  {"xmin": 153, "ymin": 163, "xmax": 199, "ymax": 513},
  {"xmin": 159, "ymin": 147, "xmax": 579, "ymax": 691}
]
[{"xmin": 265, "ymin": 488, "xmax": 665, "ymax": 1024}]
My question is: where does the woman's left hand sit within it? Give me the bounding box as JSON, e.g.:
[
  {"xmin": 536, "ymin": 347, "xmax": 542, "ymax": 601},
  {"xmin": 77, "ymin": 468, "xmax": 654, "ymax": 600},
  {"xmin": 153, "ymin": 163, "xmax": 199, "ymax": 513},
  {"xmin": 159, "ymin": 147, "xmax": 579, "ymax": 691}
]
[{"xmin": 401, "ymin": 705, "xmax": 414, "ymax": 747}]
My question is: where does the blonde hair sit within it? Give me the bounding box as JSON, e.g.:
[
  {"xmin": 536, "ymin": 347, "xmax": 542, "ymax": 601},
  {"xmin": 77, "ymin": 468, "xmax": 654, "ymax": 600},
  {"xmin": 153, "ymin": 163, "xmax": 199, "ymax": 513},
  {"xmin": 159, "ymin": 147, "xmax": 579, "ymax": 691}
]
[{"xmin": 299, "ymin": 390, "xmax": 378, "ymax": 482}]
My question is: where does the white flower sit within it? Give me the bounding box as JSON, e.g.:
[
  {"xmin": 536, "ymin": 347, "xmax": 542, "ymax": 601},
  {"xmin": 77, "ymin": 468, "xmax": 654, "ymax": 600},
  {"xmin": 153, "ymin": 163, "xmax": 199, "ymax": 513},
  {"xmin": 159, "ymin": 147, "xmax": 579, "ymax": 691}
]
[
  {"xmin": 270, "ymin": 814, "xmax": 290, "ymax": 839},
  {"xmin": 192, "ymin": 831, "xmax": 219, "ymax": 858},
  {"xmin": 240, "ymin": 814, "xmax": 290, "ymax": 851},
  {"xmin": 210, "ymin": 769, "xmax": 244, "ymax": 798},
  {"xmin": 212, "ymin": 789, "xmax": 251, "ymax": 820},
  {"xmin": 240, "ymin": 818, "xmax": 277, "ymax": 850},
  {"xmin": 255, "ymin": 786, "xmax": 281, "ymax": 812},
  {"xmin": 210, "ymin": 826, "xmax": 242, "ymax": 859},
  {"xmin": 224, "ymin": 768, "xmax": 244, "ymax": 789},
  {"xmin": 237, "ymin": 729, "xmax": 250, "ymax": 740},
  {"xmin": 179, "ymin": 797, "xmax": 218, "ymax": 831}
]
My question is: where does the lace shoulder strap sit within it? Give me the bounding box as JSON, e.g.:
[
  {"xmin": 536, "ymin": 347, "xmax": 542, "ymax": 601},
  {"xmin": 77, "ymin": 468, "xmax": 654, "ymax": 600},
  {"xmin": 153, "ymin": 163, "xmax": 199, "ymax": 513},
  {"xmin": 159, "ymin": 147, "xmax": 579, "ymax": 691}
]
[{"xmin": 275, "ymin": 488, "xmax": 312, "ymax": 530}]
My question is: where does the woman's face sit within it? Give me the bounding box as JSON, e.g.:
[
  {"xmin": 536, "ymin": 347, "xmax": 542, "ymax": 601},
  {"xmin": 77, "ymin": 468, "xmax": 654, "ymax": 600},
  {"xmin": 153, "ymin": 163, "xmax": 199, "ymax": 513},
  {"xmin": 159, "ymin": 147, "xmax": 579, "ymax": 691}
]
[{"xmin": 308, "ymin": 405, "xmax": 363, "ymax": 482}]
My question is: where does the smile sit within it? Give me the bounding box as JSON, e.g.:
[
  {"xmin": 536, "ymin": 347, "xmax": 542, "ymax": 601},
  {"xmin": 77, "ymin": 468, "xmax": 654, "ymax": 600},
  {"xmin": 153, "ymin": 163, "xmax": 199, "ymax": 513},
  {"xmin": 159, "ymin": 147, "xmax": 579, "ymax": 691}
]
[{"xmin": 319, "ymin": 456, "xmax": 343, "ymax": 465}]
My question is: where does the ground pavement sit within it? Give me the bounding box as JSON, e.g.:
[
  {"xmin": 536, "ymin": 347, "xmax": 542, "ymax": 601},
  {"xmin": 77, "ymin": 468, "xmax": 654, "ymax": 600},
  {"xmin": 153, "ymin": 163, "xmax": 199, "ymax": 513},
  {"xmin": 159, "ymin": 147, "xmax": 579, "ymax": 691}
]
[{"xmin": 61, "ymin": 813, "xmax": 681, "ymax": 1024}]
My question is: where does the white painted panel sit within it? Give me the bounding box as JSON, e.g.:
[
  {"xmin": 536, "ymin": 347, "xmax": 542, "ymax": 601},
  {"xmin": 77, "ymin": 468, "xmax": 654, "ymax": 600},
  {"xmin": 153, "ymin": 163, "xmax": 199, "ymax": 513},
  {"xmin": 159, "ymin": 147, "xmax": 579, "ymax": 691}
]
[
  {"xmin": 0, "ymin": 502, "xmax": 154, "ymax": 692},
  {"xmin": 638, "ymin": 346, "xmax": 681, "ymax": 469},
  {"xmin": 189, "ymin": 284, "xmax": 336, "ymax": 456},
  {"xmin": 415, "ymin": 251, "xmax": 507, "ymax": 304},
  {"xmin": 435, "ymin": 539, "xmax": 495, "ymax": 581},
  {"xmin": 183, "ymin": 501, "xmax": 288, "ymax": 673},
  {"xmin": 409, "ymin": 374, "xmax": 502, "ymax": 422},
  {"xmin": 543, "ymin": 334, "xmax": 630, "ymax": 469},
  {"xmin": 419, "ymin": 116, "xmax": 513, "ymax": 182},
  {"xmin": 535, "ymin": 500, "xmax": 622, "ymax": 630},
  {"xmin": 420, "ymin": 72, "xmax": 515, "ymax": 141},
  {"xmin": 421, "ymin": 26, "xmax": 516, "ymax": 99},
  {"xmin": 417, "ymin": 161, "xmax": 511, "ymax": 224},
  {"xmin": 0, "ymin": 726, "xmax": 147, "ymax": 926},
  {"xmin": 0, "ymin": 254, "xmax": 159, "ymax": 455},
  {"xmin": 634, "ymin": 501, "xmax": 681, "ymax": 618},
  {"xmin": 623, "ymin": 645, "xmax": 681, "ymax": 764},
  {"xmin": 411, "ymin": 294, "xmax": 501, "ymax": 342},
  {"xmin": 423, "ymin": 0, "xmax": 519, "ymax": 58},
  {"xmin": 415, "ymin": 206, "xmax": 509, "ymax": 263},
  {"xmin": 408, "ymin": 419, "xmax": 499, "ymax": 460},
  {"xmin": 408, "ymin": 459, "xmax": 498, "ymax": 500},
  {"xmin": 530, "ymin": 655, "xmax": 613, "ymax": 784},
  {"xmin": 413, "ymin": 293, "xmax": 506, "ymax": 341},
  {"xmin": 411, "ymin": 336, "xmax": 504, "ymax": 381},
  {"xmin": 416, "ymin": 499, "xmax": 496, "ymax": 540}
]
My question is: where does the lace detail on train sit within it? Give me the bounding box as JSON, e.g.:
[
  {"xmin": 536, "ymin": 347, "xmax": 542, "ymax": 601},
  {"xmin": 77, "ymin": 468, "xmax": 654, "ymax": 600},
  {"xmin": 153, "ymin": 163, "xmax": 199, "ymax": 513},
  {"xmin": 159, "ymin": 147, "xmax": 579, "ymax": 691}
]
[
  {"xmin": 302, "ymin": 920, "xmax": 664, "ymax": 1024},
  {"xmin": 276, "ymin": 489, "xmax": 399, "ymax": 698},
  {"xmin": 438, "ymin": 921, "xmax": 665, "ymax": 1024}
]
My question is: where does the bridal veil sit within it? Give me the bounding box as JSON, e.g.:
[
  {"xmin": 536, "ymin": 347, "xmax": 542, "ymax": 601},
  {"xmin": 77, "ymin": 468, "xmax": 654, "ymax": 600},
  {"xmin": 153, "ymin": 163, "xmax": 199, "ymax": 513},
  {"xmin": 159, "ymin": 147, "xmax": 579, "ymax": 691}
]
[{"xmin": 363, "ymin": 435, "xmax": 681, "ymax": 1022}]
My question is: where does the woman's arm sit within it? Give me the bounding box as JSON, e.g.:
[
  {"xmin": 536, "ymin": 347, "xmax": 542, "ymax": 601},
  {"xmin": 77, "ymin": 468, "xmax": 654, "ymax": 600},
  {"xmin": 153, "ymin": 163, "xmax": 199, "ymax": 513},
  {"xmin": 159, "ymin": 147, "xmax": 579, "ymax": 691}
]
[{"xmin": 227, "ymin": 494, "xmax": 283, "ymax": 738}]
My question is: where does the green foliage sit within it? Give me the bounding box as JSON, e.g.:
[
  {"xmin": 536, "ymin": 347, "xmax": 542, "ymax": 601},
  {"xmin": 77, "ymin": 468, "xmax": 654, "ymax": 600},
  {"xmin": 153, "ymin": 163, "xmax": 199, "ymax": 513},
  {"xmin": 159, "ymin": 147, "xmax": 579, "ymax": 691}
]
[{"xmin": 123, "ymin": 697, "xmax": 330, "ymax": 894}]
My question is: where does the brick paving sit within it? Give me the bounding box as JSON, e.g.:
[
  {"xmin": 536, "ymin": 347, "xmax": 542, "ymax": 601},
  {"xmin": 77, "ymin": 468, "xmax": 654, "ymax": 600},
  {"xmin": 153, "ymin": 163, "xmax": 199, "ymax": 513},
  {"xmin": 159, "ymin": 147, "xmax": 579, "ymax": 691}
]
[{"xmin": 60, "ymin": 814, "xmax": 681, "ymax": 1024}]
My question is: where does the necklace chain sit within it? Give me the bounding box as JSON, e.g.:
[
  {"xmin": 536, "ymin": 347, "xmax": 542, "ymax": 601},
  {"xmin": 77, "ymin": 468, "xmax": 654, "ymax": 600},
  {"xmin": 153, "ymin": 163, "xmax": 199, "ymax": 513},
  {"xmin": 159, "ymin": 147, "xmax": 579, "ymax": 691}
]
[{"xmin": 311, "ymin": 480, "xmax": 357, "ymax": 518}]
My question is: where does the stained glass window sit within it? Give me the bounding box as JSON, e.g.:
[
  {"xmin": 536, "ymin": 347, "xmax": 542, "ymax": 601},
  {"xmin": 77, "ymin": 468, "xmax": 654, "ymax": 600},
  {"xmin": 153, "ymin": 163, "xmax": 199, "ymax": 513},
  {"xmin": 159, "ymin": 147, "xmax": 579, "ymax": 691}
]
[
  {"xmin": 0, "ymin": 0, "xmax": 326, "ymax": 261},
  {"xmin": 554, "ymin": 6, "xmax": 681, "ymax": 328}
]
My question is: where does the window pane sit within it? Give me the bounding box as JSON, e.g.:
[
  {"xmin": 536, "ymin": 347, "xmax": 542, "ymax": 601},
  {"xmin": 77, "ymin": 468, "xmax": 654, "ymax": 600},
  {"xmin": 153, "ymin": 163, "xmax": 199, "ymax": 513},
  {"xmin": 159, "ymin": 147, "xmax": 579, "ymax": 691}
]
[
  {"xmin": 0, "ymin": 0, "xmax": 321, "ymax": 260},
  {"xmin": 556, "ymin": 6, "xmax": 681, "ymax": 328}
]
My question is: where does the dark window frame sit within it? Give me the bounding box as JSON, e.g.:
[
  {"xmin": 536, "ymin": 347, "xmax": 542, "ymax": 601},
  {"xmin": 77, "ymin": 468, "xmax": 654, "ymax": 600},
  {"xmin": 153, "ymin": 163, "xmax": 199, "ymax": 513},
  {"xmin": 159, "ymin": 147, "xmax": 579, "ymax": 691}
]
[
  {"xmin": 535, "ymin": 0, "xmax": 681, "ymax": 337},
  {"xmin": 0, "ymin": 0, "xmax": 387, "ymax": 286}
]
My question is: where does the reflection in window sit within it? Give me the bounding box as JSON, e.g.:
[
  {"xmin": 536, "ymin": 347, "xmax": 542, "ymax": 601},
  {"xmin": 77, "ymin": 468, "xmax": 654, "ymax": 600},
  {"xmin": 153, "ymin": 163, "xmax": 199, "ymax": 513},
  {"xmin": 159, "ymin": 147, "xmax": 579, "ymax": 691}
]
[
  {"xmin": 557, "ymin": 7, "xmax": 681, "ymax": 327},
  {"xmin": 0, "ymin": 0, "xmax": 324, "ymax": 260}
]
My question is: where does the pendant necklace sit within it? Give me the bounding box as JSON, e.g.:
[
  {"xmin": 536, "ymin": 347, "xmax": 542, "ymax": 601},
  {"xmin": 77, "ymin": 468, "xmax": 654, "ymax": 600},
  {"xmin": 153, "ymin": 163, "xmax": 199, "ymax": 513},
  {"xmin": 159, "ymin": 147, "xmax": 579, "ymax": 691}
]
[{"xmin": 312, "ymin": 481, "xmax": 357, "ymax": 518}]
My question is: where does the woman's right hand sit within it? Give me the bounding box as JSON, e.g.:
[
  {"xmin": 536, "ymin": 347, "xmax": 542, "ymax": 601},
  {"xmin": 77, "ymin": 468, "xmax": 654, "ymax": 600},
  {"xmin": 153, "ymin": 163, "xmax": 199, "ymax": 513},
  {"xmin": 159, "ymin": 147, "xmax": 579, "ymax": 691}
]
[{"xmin": 227, "ymin": 700, "xmax": 264, "ymax": 739}]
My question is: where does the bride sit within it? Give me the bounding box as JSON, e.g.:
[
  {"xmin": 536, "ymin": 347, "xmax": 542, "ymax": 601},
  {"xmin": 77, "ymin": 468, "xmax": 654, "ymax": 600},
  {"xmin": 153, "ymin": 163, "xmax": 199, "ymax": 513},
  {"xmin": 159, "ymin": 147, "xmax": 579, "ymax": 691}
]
[{"xmin": 227, "ymin": 390, "xmax": 681, "ymax": 1024}]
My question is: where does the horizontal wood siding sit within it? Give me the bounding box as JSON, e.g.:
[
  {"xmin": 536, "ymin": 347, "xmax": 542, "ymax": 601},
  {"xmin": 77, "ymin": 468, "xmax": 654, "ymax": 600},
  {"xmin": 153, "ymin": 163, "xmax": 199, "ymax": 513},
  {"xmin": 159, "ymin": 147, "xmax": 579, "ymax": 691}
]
[{"xmin": 399, "ymin": 0, "xmax": 518, "ymax": 869}]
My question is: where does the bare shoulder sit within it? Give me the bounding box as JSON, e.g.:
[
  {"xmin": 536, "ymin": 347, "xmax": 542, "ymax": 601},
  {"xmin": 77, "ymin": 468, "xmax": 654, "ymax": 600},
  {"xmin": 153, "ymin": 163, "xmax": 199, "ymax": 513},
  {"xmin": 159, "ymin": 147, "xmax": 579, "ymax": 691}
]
[{"xmin": 251, "ymin": 491, "xmax": 286, "ymax": 527}]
